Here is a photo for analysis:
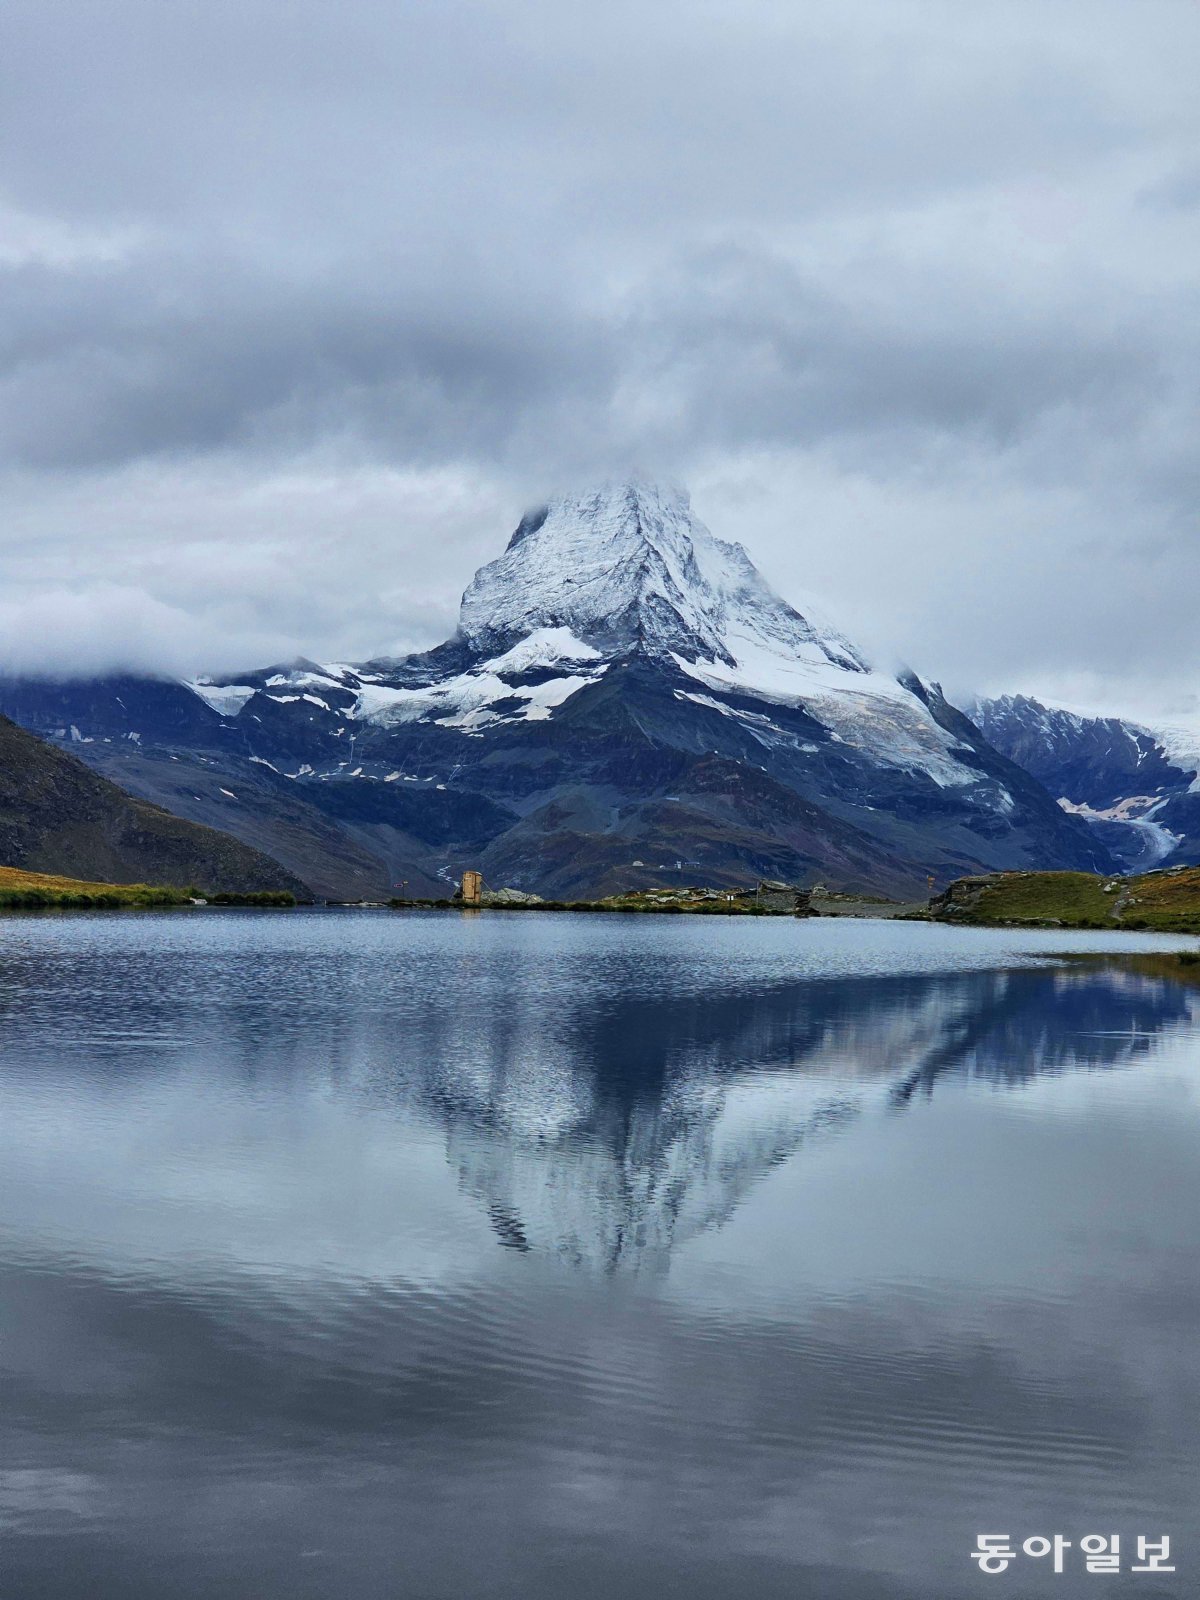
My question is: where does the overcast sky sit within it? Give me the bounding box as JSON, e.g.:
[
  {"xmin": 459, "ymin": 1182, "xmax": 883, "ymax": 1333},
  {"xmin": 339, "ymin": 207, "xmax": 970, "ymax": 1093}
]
[{"xmin": 2, "ymin": 0, "xmax": 1197, "ymax": 719}]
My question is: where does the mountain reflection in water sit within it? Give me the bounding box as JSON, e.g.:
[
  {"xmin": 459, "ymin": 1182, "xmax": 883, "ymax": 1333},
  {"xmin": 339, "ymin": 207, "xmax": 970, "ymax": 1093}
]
[
  {"xmin": 0, "ymin": 912, "xmax": 1196, "ymax": 1600},
  {"xmin": 363, "ymin": 961, "xmax": 1194, "ymax": 1272}
]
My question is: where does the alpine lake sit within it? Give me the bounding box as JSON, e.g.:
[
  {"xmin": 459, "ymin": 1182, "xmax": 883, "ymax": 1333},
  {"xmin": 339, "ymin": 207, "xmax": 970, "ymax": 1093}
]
[{"xmin": 1, "ymin": 908, "xmax": 1196, "ymax": 1599}]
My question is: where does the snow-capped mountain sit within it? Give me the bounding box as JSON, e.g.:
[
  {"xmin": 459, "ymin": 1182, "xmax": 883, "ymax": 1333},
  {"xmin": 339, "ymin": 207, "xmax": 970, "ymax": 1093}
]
[
  {"xmin": 972, "ymin": 694, "xmax": 1200, "ymax": 872},
  {"xmin": 456, "ymin": 484, "xmax": 867, "ymax": 668},
  {"xmin": 0, "ymin": 484, "xmax": 1112, "ymax": 898}
]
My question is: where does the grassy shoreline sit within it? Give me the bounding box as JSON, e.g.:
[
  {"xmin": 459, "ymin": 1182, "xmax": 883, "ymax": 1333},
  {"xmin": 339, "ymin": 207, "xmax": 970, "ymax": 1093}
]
[
  {"xmin": 0, "ymin": 866, "xmax": 296, "ymax": 910},
  {"xmin": 6, "ymin": 859, "xmax": 1199, "ymax": 935},
  {"xmin": 929, "ymin": 866, "xmax": 1200, "ymax": 934},
  {"xmin": 389, "ymin": 884, "xmax": 816, "ymax": 916},
  {"xmin": 388, "ymin": 897, "xmax": 799, "ymax": 915}
]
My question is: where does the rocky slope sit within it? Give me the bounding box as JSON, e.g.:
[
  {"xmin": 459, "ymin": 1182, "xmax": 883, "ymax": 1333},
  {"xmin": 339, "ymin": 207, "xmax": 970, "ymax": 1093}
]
[
  {"xmin": 0, "ymin": 714, "xmax": 305, "ymax": 894},
  {"xmin": 0, "ymin": 484, "xmax": 1113, "ymax": 898}
]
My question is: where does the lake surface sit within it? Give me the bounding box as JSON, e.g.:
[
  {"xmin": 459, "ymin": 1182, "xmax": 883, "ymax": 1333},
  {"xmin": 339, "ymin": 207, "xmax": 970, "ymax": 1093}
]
[{"xmin": 1, "ymin": 910, "xmax": 1197, "ymax": 1599}]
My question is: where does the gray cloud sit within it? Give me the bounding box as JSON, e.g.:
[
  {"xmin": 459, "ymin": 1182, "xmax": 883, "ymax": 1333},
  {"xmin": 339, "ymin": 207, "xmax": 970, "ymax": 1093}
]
[{"xmin": 0, "ymin": 0, "xmax": 1197, "ymax": 711}]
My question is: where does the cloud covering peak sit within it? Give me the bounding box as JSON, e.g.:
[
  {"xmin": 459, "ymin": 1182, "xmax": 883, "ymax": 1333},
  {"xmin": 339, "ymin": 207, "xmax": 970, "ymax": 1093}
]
[{"xmin": 1, "ymin": 0, "xmax": 1197, "ymax": 709}]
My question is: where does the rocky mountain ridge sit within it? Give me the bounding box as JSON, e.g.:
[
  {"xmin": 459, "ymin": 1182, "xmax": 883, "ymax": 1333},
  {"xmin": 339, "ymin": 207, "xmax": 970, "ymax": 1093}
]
[{"xmin": 972, "ymin": 693, "xmax": 1200, "ymax": 872}]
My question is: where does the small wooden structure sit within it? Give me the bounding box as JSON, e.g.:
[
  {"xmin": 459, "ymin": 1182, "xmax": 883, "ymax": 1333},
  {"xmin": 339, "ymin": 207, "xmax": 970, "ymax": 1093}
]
[{"xmin": 459, "ymin": 869, "xmax": 483, "ymax": 907}]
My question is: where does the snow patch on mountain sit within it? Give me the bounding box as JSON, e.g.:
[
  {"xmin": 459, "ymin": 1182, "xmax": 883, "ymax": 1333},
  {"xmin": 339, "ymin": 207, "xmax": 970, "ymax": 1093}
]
[
  {"xmin": 486, "ymin": 627, "xmax": 602, "ymax": 673},
  {"xmin": 188, "ymin": 680, "xmax": 257, "ymax": 717},
  {"xmin": 265, "ymin": 669, "xmax": 349, "ymax": 692},
  {"xmin": 189, "ymin": 660, "xmax": 363, "ymax": 718},
  {"xmin": 437, "ymin": 673, "xmax": 600, "ymax": 730},
  {"xmin": 1151, "ymin": 720, "xmax": 1200, "ymax": 790},
  {"xmin": 355, "ymin": 628, "xmax": 607, "ymax": 730},
  {"xmin": 677, "ymin": 690, "xmax": 791, "ymax": 739},
  {"xmin": 676, "ymin": 629, "xmax": 978, "ymax": 788},
  {"xmin": 1058, "ymin": 795, "xmax": 1179, "ymax": 864}
]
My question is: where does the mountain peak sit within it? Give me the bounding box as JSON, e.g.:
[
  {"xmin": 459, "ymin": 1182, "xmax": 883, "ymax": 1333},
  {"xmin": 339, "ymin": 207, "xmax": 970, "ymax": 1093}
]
[
  {"xmin": 503, "ymin": 481, "xmax": 690, "ymax": 553},
  {"xmin": 458, "ymin": 481, "xmax": 866, "ymax": 673}
]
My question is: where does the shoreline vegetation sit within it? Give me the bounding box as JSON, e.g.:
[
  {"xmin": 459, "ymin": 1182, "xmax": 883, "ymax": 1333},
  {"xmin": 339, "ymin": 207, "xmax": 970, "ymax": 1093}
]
[
  {"xmin": 390, "ymin": 865, "xmax": 1200, "ymax": 934},
  {"xmin": 2, "ymin": 861, "xmax": 1198, "ymax": 939},
  {"xmin": 927, "ymin": 866, "xmax": 1200, "ymax": 934},
  {"xmin": 391, "ymin": 886, "xmax": 815, "ymax": 916},
  {"xmin": 387, "ymin": 883, "xmax": 916, "ymax": 917},
  {"xmin": 390, "ymin": 866, "xmax": 1200, "ymax": 932},
  {"xmin": 0, "ymin": 866, "xmax": 296, "ymax": 910}
]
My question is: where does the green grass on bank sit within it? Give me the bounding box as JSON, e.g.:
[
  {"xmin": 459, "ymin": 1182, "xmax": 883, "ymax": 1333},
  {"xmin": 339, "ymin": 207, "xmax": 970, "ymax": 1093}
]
[
  {"xmin": 961, "ymin": 871, "xmax": 1115, "ymax": 927},
  {"xmin": 0, "ymin": 866, "xmax": 191, "ymax": 909},
  {"xmin": 1122, "ymin": 869, "xmax": 1200, "ymax": 931},
  {"xmin": 934, "ymin": 866, "xmax": 1200, "ymax": 933},
  {"xmin": 0, "ymin": 866, "xmax": 296, "ymax": 910}
]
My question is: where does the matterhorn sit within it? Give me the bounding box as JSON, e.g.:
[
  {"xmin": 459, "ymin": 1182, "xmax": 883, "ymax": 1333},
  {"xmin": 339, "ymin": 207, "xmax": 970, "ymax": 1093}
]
[{"xmin": 0, "ymin": 483, "xmax": 1111, "ymax": 898}]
